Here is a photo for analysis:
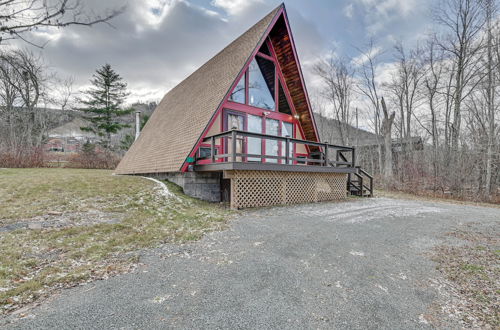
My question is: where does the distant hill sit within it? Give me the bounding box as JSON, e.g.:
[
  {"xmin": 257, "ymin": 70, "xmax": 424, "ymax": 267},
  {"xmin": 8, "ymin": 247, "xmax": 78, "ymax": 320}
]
[{"xmin": 313, "ymin": 113, "xmax": 381, "ymax": 147}]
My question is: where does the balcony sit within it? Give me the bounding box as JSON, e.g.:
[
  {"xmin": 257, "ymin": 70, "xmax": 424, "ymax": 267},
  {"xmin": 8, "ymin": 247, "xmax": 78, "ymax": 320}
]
[{"xmin": 193, "ymin": 129, "xmax": 359, "ymax": 174}]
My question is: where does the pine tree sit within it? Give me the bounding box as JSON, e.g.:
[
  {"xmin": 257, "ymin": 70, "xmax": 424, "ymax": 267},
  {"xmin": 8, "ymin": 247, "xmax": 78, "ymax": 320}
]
[{"xmin": 79, "ymin": 64, "xmax": 132, "ymax": 150}]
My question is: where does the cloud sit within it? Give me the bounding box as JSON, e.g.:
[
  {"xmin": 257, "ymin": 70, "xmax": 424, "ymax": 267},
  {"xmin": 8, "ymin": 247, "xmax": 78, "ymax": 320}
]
[
  {"xmin": 4, "ymin": 0, "xmax": 327, "ymax": 107},
  {"xmin": 353, "ymin": 0, "xmax": 420, "ymax": 35},
  {"xmin": 10, "ymin": 0, "xmax": 233, "ymax": 103},
  {"xmin": 211, "ymin": 0, "xmax": 264, "ymax": 16},
  {"xmin": 343, "ymin": 4, "xmax": 354, "ymax": 19},
  {"xmin": 351, "ymin": 46, "xmax": 382, "ymax": 66}
]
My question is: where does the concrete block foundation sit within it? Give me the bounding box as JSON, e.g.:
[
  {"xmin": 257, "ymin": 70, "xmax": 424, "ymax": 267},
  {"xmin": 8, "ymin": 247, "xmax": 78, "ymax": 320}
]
[{"xmin": 148, "ymin": 172, "xmax": 222, "ymax": 202}]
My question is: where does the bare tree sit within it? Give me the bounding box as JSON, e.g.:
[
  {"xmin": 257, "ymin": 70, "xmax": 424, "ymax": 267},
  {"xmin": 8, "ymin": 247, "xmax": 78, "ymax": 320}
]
[
  {"xmin": 314, "ymin": 55, "xmax": 355, "ymax": 145},
  {"xmin": 483, "ymin": 0, "xmax": 498, "ymax": 196},
  {"xmin": 433, "ymin": 0, "xmax": 487, "ymax": 156},
  {"xmin": 0, "ymin": 0, "xmax": 123, "ymax": 47},
  {"xmin": 387, "ymin": 42, "xmax": 426, "ymax": 147},
  {"xmin": 380, "ymin": 97, "xmax": 396, "ymax": 179},
  {"xmin": 0, "ymin": 48, "xmax": 47, "ymax": 149},
  {"xmin": 423, "ymin": 38, "xmax": 446, "ymax": 181},
  {"xmin": 356, "ymin": 42, "xmax": 384, "ymax": 174}
]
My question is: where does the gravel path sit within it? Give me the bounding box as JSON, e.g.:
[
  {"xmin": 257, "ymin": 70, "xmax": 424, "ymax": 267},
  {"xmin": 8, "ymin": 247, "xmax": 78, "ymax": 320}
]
[{"xmin": 2, "ymin": 197, "xmax": 499, "ymax": 329}]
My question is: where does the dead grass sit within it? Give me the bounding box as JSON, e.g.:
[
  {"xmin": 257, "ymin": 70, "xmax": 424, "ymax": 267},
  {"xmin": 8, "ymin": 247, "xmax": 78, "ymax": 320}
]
[
  {"xmin": 0, "ymin": 168, "xmax": 231, "ymax": 314},
  {"xmin": 431, "ymin": 224, "xmax": 500, "ymax": 328},
  {"xmin": 376, "ymin": 189, "xmax": 500, "ymax": 209}
]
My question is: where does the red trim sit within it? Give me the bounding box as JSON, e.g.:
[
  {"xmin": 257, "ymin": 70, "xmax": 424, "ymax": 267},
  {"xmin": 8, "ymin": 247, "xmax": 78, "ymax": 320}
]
[
  {"xmin": 256, "ymin": 52, "xmax": 275, "ymax": 62},
  {"xmin": 280, "ymin": 7, "xmax": 320, "ymax": 142},
  {"xmin": 267, "ymin": 38, "xmax": 310, "ymax": 153}
]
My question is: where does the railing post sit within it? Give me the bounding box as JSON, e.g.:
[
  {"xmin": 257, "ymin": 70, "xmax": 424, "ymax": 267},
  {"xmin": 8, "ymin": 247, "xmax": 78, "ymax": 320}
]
[
  {"xmin": 324, "ymin": 142, "xmax": 329, "ymax": 166},
  {"xmin": 336, "ymin": 150, "xmax": 340, "ymax": 167},
  {"xmin": 351, "ymin": 147, "xmax": 356, "ymax": 167},
  {"xmin": 231, "ymin": 129, "xmax": 237, "ymax": 162},
  {"xmin": 210, "ymin": 136, "xmax": 215, "ymax": 163},
  {"xmin": 359, "ymin": 176, "xmax": 363, "ymax": 196},
  {"xmin": 285, "ymin": 136, "xmax": 290, "ymax": 165}
]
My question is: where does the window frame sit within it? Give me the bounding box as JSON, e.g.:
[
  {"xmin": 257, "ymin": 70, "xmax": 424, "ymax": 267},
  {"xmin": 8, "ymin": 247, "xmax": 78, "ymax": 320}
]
[{"xmin": 226, "ymin": 39, "xmax": 295, "ymax": 117}]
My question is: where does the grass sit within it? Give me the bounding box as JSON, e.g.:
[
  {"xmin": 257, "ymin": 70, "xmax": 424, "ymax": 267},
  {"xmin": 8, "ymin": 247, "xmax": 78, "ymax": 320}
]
[
  {"xmin": 432, "ymin": 225, "xmax": 500, "ymax": 328},
  {"xmin": 0, "ymin": 168, "xmax": 231, "ymax": 314},
  {"xmin": 376, "ymin": 189, "xmax": 500, "ymax": 209}
]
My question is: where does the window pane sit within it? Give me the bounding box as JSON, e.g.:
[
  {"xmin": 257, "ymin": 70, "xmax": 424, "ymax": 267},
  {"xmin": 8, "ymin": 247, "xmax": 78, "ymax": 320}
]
[
  {"xmin": 199, "ymin": 147, "xmax": 217, "ymax": 159},
  {"xmin": 247, "ymin": 115, "xmax": 262, "ymax": 162},
  {"xmin": 281, "ymin": 122, "xmax": 293, "ymax": 164},
  {"xmin": 265, "ymin": 118, "xmax": 279, "ymax": 163},
  {"xmin": 249, "ymin": 58, "xmax": 275, "ymax": 110},
  {"xmin": 229, "ymin": 74, "xmax": 245, "ymax": 104}
]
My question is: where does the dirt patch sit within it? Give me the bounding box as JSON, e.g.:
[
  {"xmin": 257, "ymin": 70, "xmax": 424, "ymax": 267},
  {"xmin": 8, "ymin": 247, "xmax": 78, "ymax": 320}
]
[{"xmin": 430, "ymin": 223, "xmax": 499, "ymax": 328}]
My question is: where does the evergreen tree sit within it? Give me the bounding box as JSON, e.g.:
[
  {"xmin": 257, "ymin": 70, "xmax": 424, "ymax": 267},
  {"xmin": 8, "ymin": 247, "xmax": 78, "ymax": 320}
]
[{"xmin": 79, "ymin": 64, "xmax": 132, "ymax": 150}]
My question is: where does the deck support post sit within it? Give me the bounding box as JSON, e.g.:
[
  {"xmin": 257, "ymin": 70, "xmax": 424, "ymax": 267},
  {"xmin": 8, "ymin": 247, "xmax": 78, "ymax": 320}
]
[
  {"xmin": 285, "ymin": 136, "xmax": 290, "ymax": 165},
  {"xmin": 210, "ymin": 137, "xmax": 215, "ymax": 163},
  {"xmin": 324, "ymin": 143, "xmax": 329, "ymax": 166},
  {"xmin": 231, "ymin": 130, "xmax": 237, "ymax": 162}
]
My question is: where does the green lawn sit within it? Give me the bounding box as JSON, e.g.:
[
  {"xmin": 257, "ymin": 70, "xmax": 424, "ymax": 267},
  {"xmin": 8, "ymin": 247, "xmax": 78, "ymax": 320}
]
[{"xmin": 0, "ymin": 168, "xmax": 230, "ymax": 314}]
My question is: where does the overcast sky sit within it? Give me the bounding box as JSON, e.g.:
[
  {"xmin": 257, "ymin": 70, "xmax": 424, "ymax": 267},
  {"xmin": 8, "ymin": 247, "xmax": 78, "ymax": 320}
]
[{"xmin": 13, "ymin": 0, "xmax": 435, "ymax": 107}]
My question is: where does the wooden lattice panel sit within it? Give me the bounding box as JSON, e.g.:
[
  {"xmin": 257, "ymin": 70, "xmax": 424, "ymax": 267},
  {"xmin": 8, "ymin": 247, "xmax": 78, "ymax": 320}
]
[{"xmin": 229, "ymin": 170, "xmax": 347, "ymax": 209}]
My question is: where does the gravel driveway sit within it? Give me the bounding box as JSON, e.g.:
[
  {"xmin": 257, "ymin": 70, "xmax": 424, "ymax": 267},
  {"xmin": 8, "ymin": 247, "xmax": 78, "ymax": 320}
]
[{"xmin": 2, "ymin": 197, "xmax": 499, "ymax": 329}]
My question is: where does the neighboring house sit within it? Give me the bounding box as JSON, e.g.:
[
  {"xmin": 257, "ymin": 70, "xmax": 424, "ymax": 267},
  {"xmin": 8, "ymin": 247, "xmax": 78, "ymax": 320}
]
[
  {"xmin": 314, "ymin": 113, "xmax": 382, "ymax": 147},
  {"xmin": 116, "ymin": 4, "xmax": 372, "ymax": 208},
  {"xmin": 44, "ymin": 117, "xmax": 96, "ymax": 153},
  {"xmin": 314, "ymin": 113, "xmax": 424, "ymax": 173}
]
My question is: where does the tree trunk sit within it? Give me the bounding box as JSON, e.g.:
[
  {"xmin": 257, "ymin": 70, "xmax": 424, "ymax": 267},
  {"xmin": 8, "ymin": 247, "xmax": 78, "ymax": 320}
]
[{"xmin": 381, "ymin": 97, "xmax": 396, "ymax": 180}]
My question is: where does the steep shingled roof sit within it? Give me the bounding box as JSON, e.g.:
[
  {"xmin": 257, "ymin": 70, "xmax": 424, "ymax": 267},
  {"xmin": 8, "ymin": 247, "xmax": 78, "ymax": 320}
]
[{"xmin": 115, "ymin": 5, "xmax": 283, "ymax": 174}]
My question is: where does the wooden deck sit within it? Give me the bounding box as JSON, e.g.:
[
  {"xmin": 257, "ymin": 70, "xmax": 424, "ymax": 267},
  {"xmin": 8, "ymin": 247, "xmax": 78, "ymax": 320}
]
[{"xmin": 194, "ymin": 162, "xmax": 357, "ymax": 173}]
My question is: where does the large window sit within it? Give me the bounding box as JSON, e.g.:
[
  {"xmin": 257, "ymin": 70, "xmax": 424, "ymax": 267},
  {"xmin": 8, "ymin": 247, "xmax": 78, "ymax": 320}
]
[
  {"xmin": 247, "ymin": 115, "xmax": 262, "ymax": 161},
  {"xmin": 265, "ymin": 118, "xmax": 279, "ymax": 163},
  {"xmin": 248, "ymin": 57, "xmax": 275, "ymax": 110},
  {"xmin": 281, "ymin": 122, "xmax": 293, "ymax": 164},
  {"xmin": 229, "ymin": 74, "xmax": 245, "ymax": 104}
]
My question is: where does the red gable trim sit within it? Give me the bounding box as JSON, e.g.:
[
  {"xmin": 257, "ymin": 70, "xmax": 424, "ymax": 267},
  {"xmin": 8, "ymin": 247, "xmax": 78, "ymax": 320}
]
[{"xmin": 280, "ymin": 6, "xmax": 320, "ymax": 143}]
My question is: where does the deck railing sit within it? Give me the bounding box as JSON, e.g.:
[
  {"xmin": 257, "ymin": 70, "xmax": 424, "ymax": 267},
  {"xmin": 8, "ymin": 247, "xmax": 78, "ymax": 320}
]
[{"xmin": 200, "ymin": 129, "xmax": 355, "ymax": 168}]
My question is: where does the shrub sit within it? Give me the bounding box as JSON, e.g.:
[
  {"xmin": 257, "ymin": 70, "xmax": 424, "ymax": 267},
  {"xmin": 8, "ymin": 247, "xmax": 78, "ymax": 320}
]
[
  {"xmin": 66, "ymin": 143, "xmax": 120, "ymax": 169},
  {"xmin": 0, "ymin": 147, "xmax": 45, "ymax": 168}
]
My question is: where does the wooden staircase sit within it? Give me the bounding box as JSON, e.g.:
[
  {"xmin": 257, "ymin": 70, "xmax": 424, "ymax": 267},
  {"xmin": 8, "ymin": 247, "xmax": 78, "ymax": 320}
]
[
  {"xmin": 347, "ymin": 167, "xmax": 373, "ymax": 197},
  {"xmin": 327, "ymin": 149, "xmax": 373, "ymax": 198}
]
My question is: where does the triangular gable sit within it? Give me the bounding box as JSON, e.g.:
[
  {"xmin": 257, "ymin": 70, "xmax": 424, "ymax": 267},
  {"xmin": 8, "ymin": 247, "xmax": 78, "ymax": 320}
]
[
  {"xmin": 116, "ymin": 4, "xmax": 319, "ymax": 175},
  {"xmin": 183, "ymin": 6, "xmax": 320, "ymax": 171},
  {"xmin": 115, "ymin": 5, "xmax": 282, "ymax": 174}
]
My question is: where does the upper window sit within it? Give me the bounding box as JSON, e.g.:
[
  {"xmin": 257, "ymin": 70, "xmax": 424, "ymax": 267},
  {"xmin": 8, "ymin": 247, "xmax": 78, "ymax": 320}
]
[
  {"xmin": 229, "ymin": 74, "xmax": 245, "ymax": 104},
  {"xmin": 248, "ymin": 57, "xmax": 275, "ymax": 110}
]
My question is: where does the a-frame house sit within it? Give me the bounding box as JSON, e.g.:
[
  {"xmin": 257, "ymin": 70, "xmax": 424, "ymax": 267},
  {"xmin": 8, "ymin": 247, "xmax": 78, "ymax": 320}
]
[{"xmin": 115, "ymin": 3, "xmax": 372, "ymax": 208}]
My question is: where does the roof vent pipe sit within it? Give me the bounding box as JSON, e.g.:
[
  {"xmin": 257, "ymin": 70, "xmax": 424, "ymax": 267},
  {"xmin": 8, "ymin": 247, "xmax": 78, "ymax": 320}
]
[{"xmin": 135, "ymin": 111, "xmax": 141, "ymax": 141}]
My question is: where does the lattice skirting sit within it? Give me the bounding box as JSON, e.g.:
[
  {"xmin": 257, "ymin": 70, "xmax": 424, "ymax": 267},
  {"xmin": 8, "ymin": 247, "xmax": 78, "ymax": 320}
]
[{"xmin": 227, "ymin": 170, "xmax": 347, "ymax": 209}]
